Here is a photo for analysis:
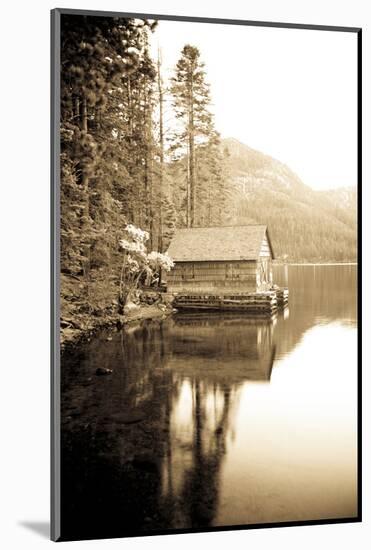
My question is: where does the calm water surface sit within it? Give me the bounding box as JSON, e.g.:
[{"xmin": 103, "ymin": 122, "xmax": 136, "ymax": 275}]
[{"xmin": 61, "ymin": 265, "xmax": 358, "ymax": 540}]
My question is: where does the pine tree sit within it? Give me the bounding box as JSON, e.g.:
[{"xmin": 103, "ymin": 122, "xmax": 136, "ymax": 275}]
[
  {"xmin": 195, "ymin": 133, "xmax": 232, "ymax": 226},
  {"xmin": 170, "ymin": 45, "xmax": 214, "ymax": 227}
]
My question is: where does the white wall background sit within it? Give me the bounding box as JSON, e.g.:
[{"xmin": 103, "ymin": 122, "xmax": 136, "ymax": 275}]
[{"xmin": 0, "ymin": 0, "xmax": 368, "ymax": 548}]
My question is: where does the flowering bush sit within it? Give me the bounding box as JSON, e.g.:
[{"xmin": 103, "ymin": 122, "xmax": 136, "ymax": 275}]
[
  {"xmin": 119, "ymin": 238, "xmax": 146, "ymax": 256},
  {"xmin": 125, "ymin": 224, "xmax": 149, "ymax": 243},
  {"xmin": 118, "ymin": 224, "xmax": 173, "ymax": 310},
  {"xmin": 147, "ymin": 251, "xmax": 174, "ymax": 272}
]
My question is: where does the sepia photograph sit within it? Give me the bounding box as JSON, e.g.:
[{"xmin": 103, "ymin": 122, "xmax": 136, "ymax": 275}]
[{"xmin": 51, "ymin": 9, "xmax": 360, "ymax": 542}]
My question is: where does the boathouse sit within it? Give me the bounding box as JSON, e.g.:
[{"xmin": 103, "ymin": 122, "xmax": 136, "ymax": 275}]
[{"xmin": 166, "ymin": 225, "xmax": 275, "ymax": 295}]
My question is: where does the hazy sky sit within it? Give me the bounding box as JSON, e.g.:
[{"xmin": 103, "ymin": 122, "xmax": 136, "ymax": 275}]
[{"xmin": 150, "ymin": 20, "xmax": 357, "ymax": 191}]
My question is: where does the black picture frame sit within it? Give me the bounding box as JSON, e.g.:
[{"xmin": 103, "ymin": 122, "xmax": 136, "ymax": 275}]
[{"xmin": 51, "ymin": 8, "xmax": 362, "ymax": 542}]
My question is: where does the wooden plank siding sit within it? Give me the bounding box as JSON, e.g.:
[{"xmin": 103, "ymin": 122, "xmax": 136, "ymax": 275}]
[
  {"xmin": 167, "ymin": 260, "xmax": 259, "ymax": 293},
  {"xmin": 260, "ymin": 235, "xmax": 271, "ymax": 257},
  {"xmin": 257, "ymin": 257, "xmax": 273, "ymax": 291}
]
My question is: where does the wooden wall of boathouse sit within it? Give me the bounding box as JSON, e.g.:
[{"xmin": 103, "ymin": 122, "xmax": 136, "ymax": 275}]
[{"xmin": 167, "ymin": 258, "xmax": 273, "ymax": 294}]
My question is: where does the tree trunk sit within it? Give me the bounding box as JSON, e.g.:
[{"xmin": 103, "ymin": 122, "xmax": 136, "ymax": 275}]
[
  {"xmin": 189, "ymin": 74, "xmax": 195, "ymax": 227},
  {"xmin": 74, "ymin": 96, "xmax": 80, "ymax": 124},
  {"xmin": 186, "ymin": 140, "xmax": 191, "ymax": 228},
  {"xmin": 81, "ymin": 96, "xmax": 90, "ymax": 280},
  {"xmin": 144, "ymin": 85, "xmax": 154, "ymax": 248},
  {"xmin": 157, "ymin": 50, "xmax": 164, "ymax": 253}
]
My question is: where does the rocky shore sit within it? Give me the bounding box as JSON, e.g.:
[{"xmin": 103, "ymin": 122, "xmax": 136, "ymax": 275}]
[{"xmin": 60, "ymin": 279, "xmax": 175, "ymax": 353}]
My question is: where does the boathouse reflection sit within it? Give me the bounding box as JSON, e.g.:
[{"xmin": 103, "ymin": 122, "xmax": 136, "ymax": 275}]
[
  {"xmin": 61, "ymin": 313, "xmax": 278, "ymax": 537},
  {"xmin": 159, "ymin": 314, "xmax": 277, "ymax": 528}
]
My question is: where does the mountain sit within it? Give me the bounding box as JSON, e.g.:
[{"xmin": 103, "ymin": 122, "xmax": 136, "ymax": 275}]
[{"xmin": 222, "ymin": 138, "xmax": 357, "ymax": 262}]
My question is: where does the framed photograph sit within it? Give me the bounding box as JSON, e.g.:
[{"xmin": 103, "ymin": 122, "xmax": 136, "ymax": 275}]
[{"xmin": 51, "ymin": 8, "xmax": 361, "ymax": 542}]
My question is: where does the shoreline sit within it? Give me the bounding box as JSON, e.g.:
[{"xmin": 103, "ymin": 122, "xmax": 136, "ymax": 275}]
[
  {"xmin": 61, "ymin": 302, "xmax": 175, "ymax": 354},
  {"xmin": 60, "ymin": 262, "xmax": 356, "ymax": 352}
]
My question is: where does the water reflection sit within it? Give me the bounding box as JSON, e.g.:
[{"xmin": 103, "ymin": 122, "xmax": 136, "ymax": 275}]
[
  {"xmin": 273, "ymin": 264, "xmax": 357, "ymax": 359},
  {"xmin": 60, "ymin": 265, "xmax": 357, "ymax": 540},
  {"xmin": 167, "ymin": 314, "xmax": 276, "ymax": 382},
  {"xmin": 159, "ymin": 314, "xmax": 277, "ymax": 528}
]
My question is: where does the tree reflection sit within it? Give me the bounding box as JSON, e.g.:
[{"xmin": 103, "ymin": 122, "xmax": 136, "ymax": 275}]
[
  {"xmin": 159, "ymin": 313, "xmax": 277, "ymax": 528},
  {"xmin": 60, "ymin": 313, "xmax": 278, "ymax": 538}
]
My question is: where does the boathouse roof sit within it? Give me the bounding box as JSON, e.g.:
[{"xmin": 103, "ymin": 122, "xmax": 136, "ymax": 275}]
[{"xmin": 167, "ymin": 225, "xmax": 275, "ymax": 262}]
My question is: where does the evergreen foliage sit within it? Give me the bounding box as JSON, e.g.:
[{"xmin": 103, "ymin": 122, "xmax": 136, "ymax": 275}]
[{"xmin": 169, "ymin": 45, "xmax": 230, "ymax": 227}]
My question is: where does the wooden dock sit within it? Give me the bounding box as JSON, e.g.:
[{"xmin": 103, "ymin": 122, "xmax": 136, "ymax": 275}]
[
  {"xmin": 276, "ymin": 288, "xmax": 289, "ymax": 306},
  {"xmin": 173, "ymin": 288, "xmax": 288, "ymax": 316}
]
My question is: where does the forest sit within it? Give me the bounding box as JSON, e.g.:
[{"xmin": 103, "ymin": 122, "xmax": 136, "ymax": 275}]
[
  {"xmin": 60, "ymin": 15, "xmax": 232, "ymax": 337},
  {"xmin": 60, "ymin": 15, "xmax": 357, "ymax": 340}
]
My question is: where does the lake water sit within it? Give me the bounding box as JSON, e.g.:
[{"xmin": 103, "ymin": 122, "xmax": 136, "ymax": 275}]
[{"xmin": 60, "ymin": 265, "xmax": 358, "ymax": 540}]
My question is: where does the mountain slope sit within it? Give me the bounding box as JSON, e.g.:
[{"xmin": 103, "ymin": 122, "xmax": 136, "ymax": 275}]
[{"xmin": 222, "ymin": 138, "xmax": 357, "ymax": 262}]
